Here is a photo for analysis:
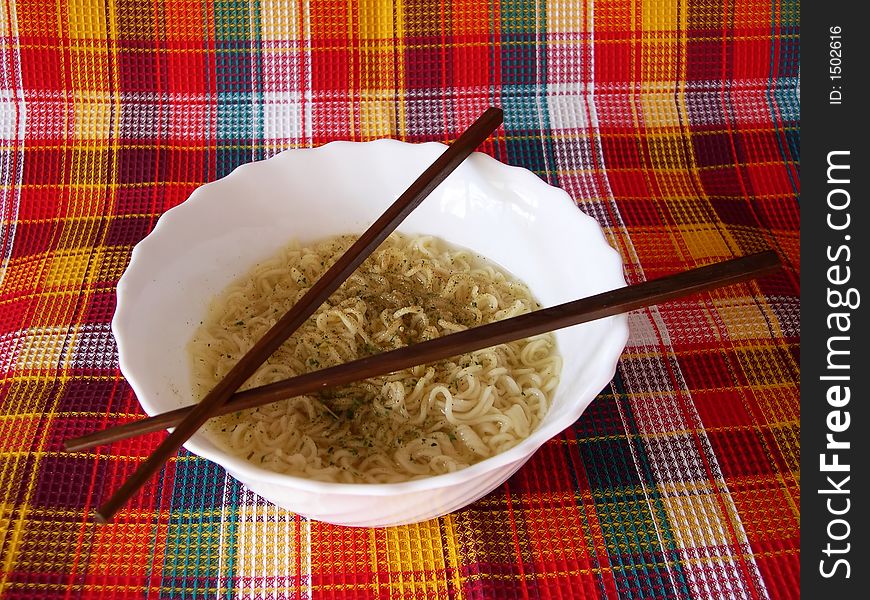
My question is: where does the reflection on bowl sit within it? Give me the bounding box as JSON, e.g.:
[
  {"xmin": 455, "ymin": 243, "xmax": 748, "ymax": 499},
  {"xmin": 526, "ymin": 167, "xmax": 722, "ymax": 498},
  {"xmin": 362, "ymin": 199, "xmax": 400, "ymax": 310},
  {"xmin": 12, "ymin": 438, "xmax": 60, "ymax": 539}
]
[{"xmin": 112, "ymin": 140, "xmax": 628, "ymax": 527}]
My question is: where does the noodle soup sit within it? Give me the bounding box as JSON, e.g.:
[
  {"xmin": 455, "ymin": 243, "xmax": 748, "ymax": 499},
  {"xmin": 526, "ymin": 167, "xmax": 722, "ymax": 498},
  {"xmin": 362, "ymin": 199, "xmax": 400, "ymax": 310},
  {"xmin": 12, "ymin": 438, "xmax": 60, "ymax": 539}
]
[{"xmin": 190, "ymin": 233, "xmax": 561, "ymax": 483}]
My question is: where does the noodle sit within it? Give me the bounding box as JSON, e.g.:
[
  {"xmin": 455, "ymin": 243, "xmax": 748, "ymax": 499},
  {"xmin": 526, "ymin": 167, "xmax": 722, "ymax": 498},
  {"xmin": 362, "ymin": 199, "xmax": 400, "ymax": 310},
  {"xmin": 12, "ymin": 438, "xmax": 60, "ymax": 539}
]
[{"xmin": 190, "ymin": 233, "xmax": 561, "ymax": 483}]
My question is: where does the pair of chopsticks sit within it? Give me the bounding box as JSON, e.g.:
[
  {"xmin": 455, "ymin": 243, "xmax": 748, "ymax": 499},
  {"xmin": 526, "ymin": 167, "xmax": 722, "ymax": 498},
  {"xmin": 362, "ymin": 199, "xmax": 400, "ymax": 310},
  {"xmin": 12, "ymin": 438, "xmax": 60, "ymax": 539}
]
[
  {"xmin": 79, "ymin": 107, "xmax": 781, "ymax": 522},
  {"xmin": 69, "ymin": 248, "xmax": 780, "ymax": 453}
]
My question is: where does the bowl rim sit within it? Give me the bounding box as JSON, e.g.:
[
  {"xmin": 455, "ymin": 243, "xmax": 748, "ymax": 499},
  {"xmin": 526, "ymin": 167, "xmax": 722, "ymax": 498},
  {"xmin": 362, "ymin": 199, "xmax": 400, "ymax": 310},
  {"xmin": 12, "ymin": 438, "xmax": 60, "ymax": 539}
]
[{"xmin": 113, "ymin": 138, "xmax": 629, "ymax": 496}]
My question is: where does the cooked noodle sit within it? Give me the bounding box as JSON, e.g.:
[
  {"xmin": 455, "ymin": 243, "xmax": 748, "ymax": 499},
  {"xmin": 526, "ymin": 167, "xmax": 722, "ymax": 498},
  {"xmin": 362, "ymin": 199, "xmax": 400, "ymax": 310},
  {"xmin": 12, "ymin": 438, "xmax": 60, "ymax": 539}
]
[{"xmin": 190, "ymin": 233, "xmax": 561, "ymax": 483}]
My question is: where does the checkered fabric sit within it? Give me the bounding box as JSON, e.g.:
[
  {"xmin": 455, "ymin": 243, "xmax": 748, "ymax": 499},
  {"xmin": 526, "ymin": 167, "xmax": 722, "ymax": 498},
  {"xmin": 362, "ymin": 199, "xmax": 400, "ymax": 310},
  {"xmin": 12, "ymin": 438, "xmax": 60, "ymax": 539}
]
[{"xmin": 0, "ymin": 0, "xmax": 799, "ymax": 598}]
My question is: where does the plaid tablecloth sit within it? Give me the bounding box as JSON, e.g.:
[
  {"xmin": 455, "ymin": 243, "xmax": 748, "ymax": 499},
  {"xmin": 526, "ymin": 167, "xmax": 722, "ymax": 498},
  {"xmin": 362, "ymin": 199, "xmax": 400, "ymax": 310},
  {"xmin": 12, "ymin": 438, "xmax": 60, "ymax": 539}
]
[{"xmin": 0, "ymin": 0, "xmax": 799, "ymax": 598}]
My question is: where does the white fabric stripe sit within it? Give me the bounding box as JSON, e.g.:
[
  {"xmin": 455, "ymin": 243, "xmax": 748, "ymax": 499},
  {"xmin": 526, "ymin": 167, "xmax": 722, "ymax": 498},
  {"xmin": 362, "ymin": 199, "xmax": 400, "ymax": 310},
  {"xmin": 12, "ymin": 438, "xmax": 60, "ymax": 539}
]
[
  {"xmin": 8, "ymin": 77, "xmax": 794, "ymax": 103},
  {"xmin": 632, "ymin": 309, "xmax": 744, "ymax": 599},
  {"xmin": 250, "ymin": 0, "xmax": 259, "ymax": 162},
  {"xmin": 535, "ymin": 0, "xmax": 550, "ymax": 177},
  {"xmin": 301, "ymin": 3, "xmax": 313, "ymax": 590},
  {"xmin": 232, "ymin": 487, "xmax": 311, "ymax": 600},
  {"xmin": 303, "ymin": 1, "xmax": 313, "ymax": 146},
  {"xmin": 257, "ymin": 1, "xmax": 308, "ymax": 151},
  {"xmin": 0, "ymin": 323, "xmax": 117, "ymax": 372},
  {"xmin": 0, "ymin": 0, "xmax": 25, "ymax": 290}
]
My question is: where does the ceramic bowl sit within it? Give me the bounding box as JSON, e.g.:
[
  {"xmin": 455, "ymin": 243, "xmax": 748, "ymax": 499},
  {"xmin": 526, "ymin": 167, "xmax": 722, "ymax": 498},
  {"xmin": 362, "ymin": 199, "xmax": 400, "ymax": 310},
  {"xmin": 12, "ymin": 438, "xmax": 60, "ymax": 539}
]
[{"xmin": 112, "ymin": 140, "xmax": 629, "ymax": 527}]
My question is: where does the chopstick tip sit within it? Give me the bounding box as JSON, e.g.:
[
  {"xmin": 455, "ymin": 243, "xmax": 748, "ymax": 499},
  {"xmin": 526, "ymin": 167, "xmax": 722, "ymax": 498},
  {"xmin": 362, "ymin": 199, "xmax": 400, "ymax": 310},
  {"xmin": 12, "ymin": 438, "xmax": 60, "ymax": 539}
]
[
  {"xmin": 484, "ymin": 106, "xmax": 504, "ymax": 123},
  {"xmin": 756, "ymin": 249, "xmax": 782, "ymax": 271}
]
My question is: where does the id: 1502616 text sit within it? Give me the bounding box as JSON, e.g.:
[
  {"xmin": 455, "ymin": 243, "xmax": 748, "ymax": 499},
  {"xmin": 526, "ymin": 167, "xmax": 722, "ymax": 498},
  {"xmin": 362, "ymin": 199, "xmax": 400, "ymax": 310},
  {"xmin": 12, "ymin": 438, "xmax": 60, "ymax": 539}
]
[{"xmin": 829, "ymin": 26, "xmax": 844, "ymax": 105}]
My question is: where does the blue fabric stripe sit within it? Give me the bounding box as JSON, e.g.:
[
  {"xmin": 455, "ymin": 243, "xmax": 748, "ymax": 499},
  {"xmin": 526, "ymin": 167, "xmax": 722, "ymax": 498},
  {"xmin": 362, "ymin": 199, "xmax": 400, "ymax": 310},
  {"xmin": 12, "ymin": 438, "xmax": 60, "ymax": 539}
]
[
  {"xmin": 498, "ymin": 1, "xmax": 557, "ymax": 185},
  {"xmin": 159, "ymin": 2, "xmax": 257, "ymax": 596},
  {"xmin": 766, "ymin": 0, "xmax": 800, "ymax": 197},
  {"xmin": 215, "ymin": 1, "xmax": 257, "ymax": 177},
  {"xmin": 569, "ymin": 372, "xmax": 689, "ymax": 599},
  {"xmin": 159, "ymin": 452, "xmax": 231, "ymax": 598}
]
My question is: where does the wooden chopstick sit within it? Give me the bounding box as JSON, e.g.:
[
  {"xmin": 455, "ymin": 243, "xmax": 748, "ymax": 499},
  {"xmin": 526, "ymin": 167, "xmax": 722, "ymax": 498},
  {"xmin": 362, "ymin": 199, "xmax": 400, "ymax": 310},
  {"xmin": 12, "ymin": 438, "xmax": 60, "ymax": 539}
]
[
  {"xmin": 93, "ymin": 107, "xmax": 504, "ymax": 523},
  {"xmin": 69, "ymin": 250, "xmax": 781, "ymax": 455}
]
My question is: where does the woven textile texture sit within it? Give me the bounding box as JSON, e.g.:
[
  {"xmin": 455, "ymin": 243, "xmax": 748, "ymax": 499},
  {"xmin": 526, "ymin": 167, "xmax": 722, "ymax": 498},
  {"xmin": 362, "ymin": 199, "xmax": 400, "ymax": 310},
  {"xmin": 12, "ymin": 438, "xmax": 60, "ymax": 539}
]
[{"xmin": 0, "ymin": 0, "xmax": 799, "ymax": 598}]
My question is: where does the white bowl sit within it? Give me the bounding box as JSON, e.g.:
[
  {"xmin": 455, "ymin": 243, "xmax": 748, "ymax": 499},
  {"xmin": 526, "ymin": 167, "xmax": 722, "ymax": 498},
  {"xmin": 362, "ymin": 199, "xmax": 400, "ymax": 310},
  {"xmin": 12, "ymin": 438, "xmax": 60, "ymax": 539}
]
[{"xmin": 113, "ymin": 140, "xmax": 628, "ymax": 527}]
